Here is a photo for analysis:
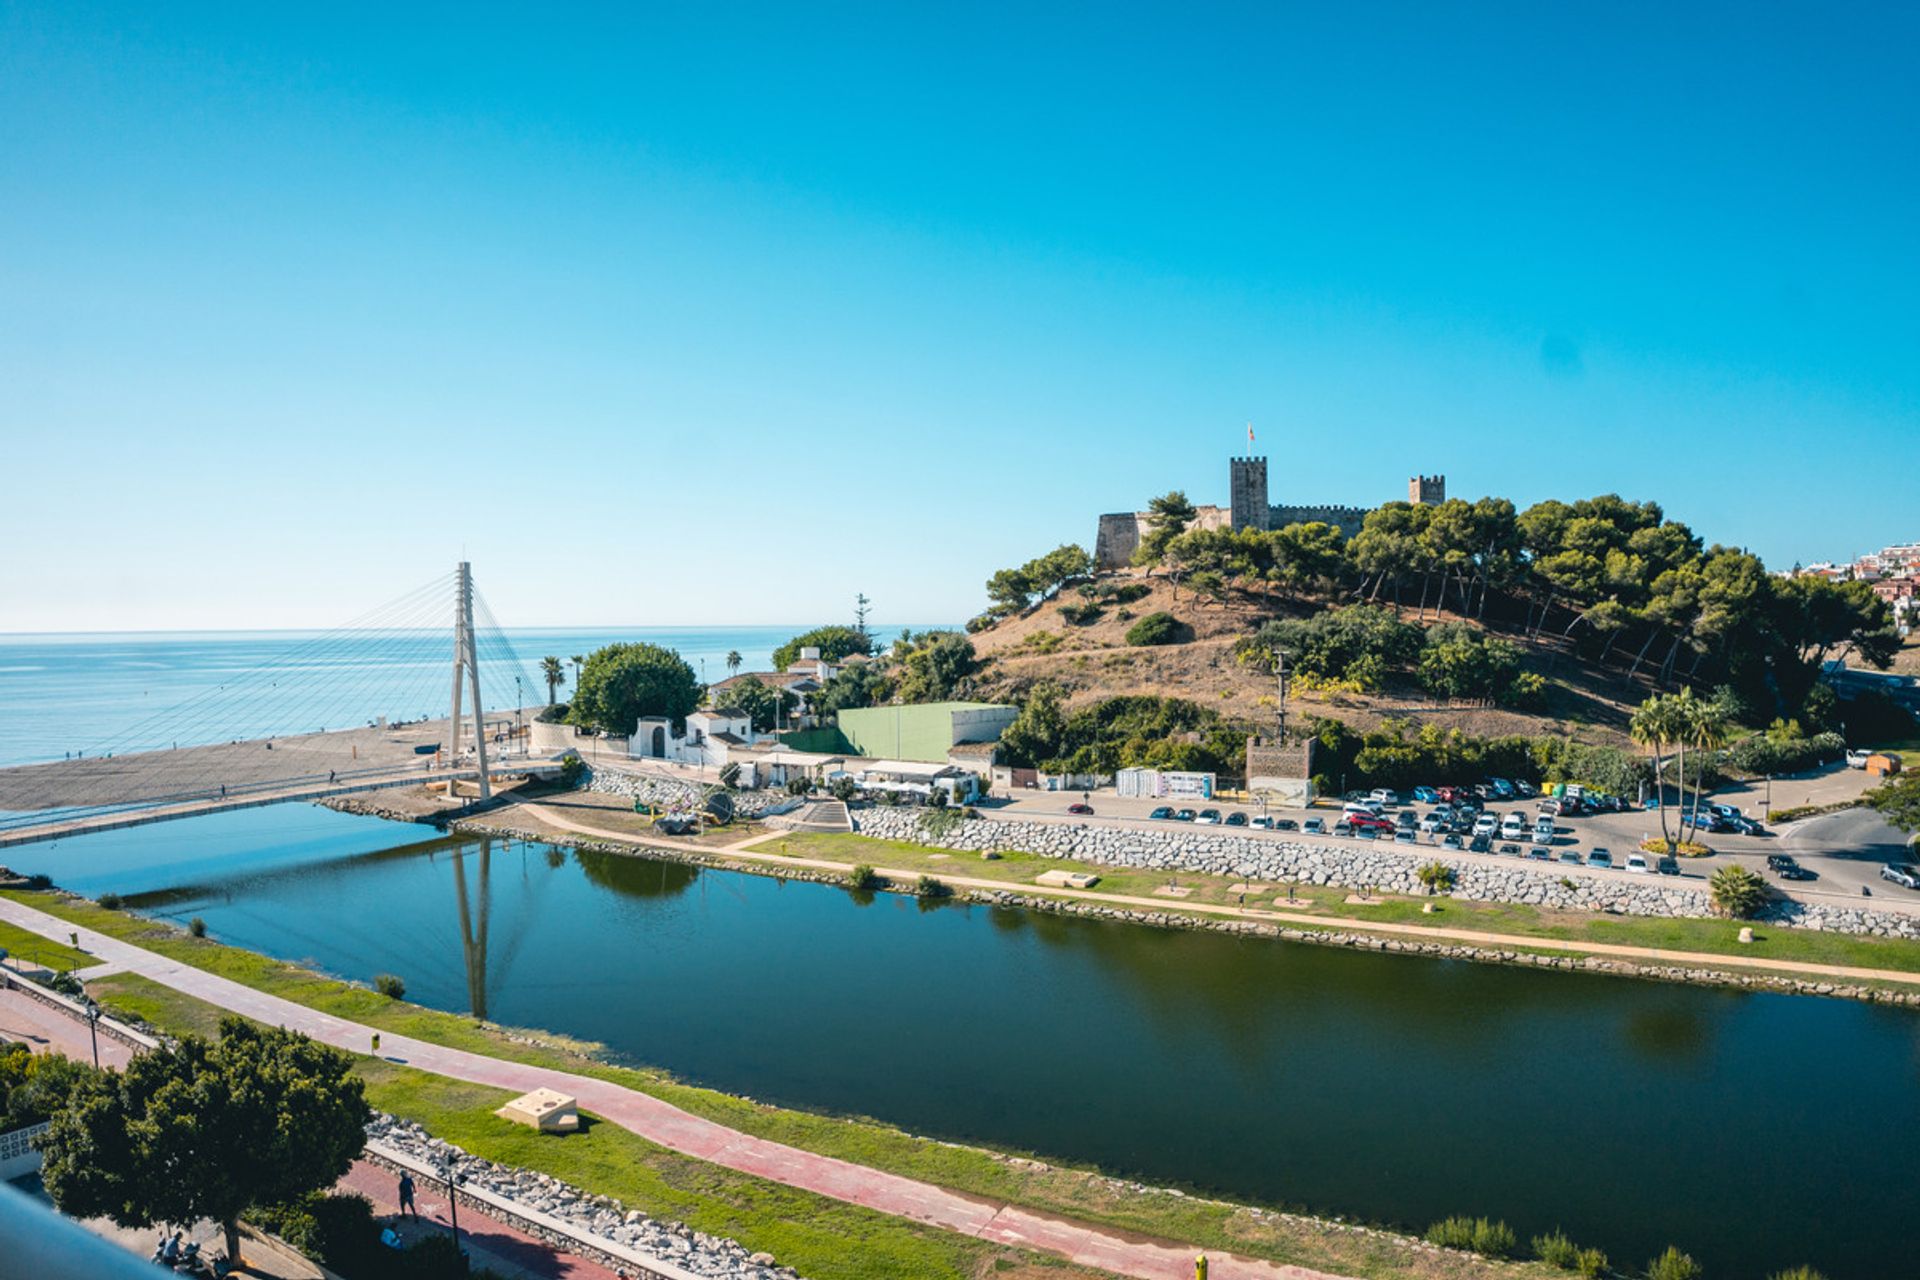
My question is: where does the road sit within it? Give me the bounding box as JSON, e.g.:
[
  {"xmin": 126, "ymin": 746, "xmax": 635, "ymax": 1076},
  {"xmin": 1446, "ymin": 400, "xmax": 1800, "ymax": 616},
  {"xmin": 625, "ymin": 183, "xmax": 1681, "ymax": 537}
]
[{"xmin": 988, "ymin": 764, "xmax": 1920, "ymax": 915}]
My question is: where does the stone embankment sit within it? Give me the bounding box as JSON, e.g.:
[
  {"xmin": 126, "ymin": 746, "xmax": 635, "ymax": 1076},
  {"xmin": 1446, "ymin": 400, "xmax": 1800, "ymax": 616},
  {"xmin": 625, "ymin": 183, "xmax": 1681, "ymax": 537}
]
[
  {"xmin": 365, "ymin": 1114, "xmax": 802, "ymax": 1280},
  {"xmin": 587, "ymin": 770, "xmax": 791, "ymax": 819},
  {"xmin": 852, "ymin": 809, "xmax": 1920, "ymax": 941}
]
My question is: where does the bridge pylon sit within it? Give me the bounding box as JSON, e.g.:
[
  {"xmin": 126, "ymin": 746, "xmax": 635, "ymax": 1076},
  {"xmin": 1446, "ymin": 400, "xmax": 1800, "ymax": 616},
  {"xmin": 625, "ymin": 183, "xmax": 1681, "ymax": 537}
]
[{"xmin": 448, "ymin": 561, "xmax": 493, "ymax": 801}]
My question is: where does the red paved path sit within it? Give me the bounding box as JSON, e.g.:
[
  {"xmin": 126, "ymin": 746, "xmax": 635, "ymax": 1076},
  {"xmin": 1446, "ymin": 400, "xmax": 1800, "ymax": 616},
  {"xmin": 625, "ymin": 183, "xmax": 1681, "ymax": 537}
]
[
  {"xmin": 0, "ymin": 896, "xmax": 1345, "ymax": 1280},
  {"xmin": 340, "ymin": 1161, "xmax": 621, "ymax": 1280}
]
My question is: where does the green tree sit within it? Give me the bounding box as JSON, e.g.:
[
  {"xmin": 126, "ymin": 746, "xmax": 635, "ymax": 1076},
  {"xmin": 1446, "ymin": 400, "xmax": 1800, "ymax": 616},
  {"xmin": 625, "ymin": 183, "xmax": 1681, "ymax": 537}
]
[
  {"xmin": 567, "ymin": 643, "xmax": 701, "ymax": 735},
  {"xmin": 539, "ymin": 655, "xmax": 565, "ymax": 705},
  {"xmin": 998, "ymin": 683, "xmax": 1069, "ymax": 769},
  {"xmin": 1132, "ymin": 491, "xmax": 1197, "ymax": 566},
  {"xmin": 725, "ymin": 649, "xmax": 743, "ymax": 679},
  {"xmin": 1865, "ymin": 770, "xmax": 1920, "ymax": 836},
  {"xmin": 1124, "ymin": 612, "xmax": 1187, "ymax": 647},
  {"xmin": 772, "ymin": 626, "xmax": 874, "ymax": 672},
  {"xmin": 41, "ymin": 1017, "xmax": 369, "ymax": 1263},
  {"xmin": 895, "ymin": 632, "xmax": 977, "ymax": 702},
  {"xmin": 1709, "ymin": 864, "xmax": 1769, "ymax": 919},
  {"xmin": 724, "ymin": 675, "xmax": 797, "ymax": 733},
  {"xmin": 1679, "ymin": 692, "xmax": 1730, "ymax": 839}
]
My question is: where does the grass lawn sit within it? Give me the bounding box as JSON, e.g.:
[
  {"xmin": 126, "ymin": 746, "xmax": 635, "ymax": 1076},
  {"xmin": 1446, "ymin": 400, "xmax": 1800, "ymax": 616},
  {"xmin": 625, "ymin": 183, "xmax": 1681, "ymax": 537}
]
[
  {"xmin": 0, "ymin": 917, "xmax": 93, "ymax": 971},
  {"xmin": 774, "ymin": 831, "xmax": 1920, "ymax": 978},
  {"xmin": 28, "ymin": 892, "xmax": 1547, "ymax": 1280}
]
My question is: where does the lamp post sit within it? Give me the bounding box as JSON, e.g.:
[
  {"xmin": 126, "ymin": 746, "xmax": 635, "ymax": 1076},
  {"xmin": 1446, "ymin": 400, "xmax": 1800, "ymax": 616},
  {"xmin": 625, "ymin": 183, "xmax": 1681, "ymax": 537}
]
[
  {"xmin": 84, "ymin": 997, "xmax": 100, "ymax": 1068},
  {"xmin": 438, "ymin": 1156, "xmax": 467, "ymax": 1268}
]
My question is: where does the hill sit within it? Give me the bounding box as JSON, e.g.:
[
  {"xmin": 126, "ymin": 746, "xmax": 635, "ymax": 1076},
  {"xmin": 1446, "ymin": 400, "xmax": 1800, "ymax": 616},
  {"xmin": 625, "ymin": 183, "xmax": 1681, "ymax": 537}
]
[{"xmin": 967, "ymin": 568, "xmax": 1643, "ymax": 748}]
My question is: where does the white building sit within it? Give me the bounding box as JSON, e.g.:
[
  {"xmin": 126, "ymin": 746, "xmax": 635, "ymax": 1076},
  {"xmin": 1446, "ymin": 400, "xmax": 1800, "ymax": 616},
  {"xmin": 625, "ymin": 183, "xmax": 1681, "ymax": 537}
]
[{"xmin": 630, "ymin": 707, "xmax": 762, "ymax": 769}]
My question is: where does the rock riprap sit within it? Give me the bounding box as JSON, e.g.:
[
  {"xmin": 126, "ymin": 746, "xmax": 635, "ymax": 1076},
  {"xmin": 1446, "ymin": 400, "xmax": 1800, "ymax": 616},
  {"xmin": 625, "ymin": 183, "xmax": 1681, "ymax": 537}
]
[
  {"xmin": 365, "ymin": 1114, "xmax": 802, "ymax": 1279},
  {"xmin": 852, "ymin": 808, "xmax": 1920, "ymax": 940}
]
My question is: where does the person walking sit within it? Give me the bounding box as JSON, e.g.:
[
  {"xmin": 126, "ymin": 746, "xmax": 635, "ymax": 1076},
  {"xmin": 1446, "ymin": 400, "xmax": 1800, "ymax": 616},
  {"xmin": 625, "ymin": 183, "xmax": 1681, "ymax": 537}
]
[{"xmin": 397, "ymin": 1171, "xmax": 418, "ymax": 1220}]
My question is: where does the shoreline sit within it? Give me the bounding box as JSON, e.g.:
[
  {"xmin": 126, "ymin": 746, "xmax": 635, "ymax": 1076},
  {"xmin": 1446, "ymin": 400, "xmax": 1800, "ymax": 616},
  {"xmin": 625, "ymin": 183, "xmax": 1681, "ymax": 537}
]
[{"xmin": 424, "ymin": 802, "xmax": 1920, "ymax": 1009}]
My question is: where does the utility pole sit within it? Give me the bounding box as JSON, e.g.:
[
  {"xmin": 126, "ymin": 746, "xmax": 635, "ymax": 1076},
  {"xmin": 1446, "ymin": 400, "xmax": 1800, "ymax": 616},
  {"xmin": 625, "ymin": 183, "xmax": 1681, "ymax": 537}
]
[{"xmin": 448, "ymin": 562, "xmax": 493, "ymax": 801}]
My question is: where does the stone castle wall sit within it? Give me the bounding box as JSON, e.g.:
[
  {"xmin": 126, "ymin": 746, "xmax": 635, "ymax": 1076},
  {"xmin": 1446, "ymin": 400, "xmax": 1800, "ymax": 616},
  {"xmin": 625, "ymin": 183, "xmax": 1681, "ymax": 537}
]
[{"xmin": 1269, "ymin": 504, "xmax": 1369, "ymax": 539}]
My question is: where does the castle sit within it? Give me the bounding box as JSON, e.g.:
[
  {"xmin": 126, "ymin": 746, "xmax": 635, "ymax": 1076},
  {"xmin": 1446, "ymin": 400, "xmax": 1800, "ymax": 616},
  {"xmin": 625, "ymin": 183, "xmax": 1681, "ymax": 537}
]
[{"xmin": 1094, "ymin": 457, "xmax": 1445, "ymax": 569}]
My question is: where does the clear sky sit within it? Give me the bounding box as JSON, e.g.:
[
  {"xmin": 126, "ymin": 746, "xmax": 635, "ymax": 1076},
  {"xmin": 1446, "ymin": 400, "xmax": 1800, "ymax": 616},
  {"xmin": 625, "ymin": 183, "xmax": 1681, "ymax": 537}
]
[{"xmin": 3, "ymin": 2, "xmax": 1915, "ymax": 633}]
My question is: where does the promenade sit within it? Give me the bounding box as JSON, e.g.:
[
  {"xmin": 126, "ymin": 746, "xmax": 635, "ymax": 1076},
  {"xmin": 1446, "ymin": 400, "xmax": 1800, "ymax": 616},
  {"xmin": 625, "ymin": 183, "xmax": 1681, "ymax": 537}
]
[{"xmin": 0, "ymin": 894, "xmax": 1340, "ymax": 1280}]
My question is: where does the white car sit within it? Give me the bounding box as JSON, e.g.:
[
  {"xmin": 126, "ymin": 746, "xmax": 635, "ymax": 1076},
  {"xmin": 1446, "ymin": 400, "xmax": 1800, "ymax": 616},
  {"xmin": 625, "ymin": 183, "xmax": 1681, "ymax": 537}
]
[
  {"xmin": 1343, "ymin": 800, "xmax": 1384, "ymax": 817},
  {"xmin": 1368, "ymin": 788, "xmax": 1399, "ymax": 807},
  {"xmin": 1473, "ymin": 813, "xmax": 1498, "ymax": 836},
  {"xmin": 1846, "ymin": 749, "xmax": 1870, "ymax": 769},
  {"xmin": 1419, "ymin": 813, "xmax": 1445, "ymax": 834},
  {"xmin": 1499, "ymin": 816, "xmax": 1526, "ymax": 840},
  {"xmin": 1623, "ymin": 853, "xmax": 1650, "ymax": 873}
]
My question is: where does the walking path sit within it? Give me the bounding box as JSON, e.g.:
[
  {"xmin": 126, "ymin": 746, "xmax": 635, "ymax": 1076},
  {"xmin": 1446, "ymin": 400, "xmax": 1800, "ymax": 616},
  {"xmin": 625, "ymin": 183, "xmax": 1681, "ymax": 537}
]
[
  {"xmin": 338, "ymin": 1160, "xmax": 621, "ymax": 1280},
  {"xmin": 0, "ymin": 894, "xmax": 1337, "ymax": 1280},
  {"xmin": 522, "ymin": 805, "xmax": 1920, "ymax": 990}
]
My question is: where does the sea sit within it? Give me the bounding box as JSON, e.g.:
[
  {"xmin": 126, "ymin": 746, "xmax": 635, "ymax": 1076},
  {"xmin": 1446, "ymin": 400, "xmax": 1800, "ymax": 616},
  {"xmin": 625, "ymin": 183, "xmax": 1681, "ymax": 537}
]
[{"xmin": 0, "ymin": 625, "xmax": 942, "ymax": 768}]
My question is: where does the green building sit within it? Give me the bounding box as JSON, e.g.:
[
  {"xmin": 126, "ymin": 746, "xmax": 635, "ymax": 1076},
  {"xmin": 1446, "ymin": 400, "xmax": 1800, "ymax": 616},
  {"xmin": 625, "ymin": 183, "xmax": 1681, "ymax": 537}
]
[{"xmin": 836, "ymin": 701, "xmax": 1018, "ymax": 764}]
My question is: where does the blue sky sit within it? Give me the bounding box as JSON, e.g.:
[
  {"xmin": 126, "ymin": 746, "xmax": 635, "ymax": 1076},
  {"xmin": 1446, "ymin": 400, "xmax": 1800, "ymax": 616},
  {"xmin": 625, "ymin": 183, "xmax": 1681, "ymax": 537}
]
[{"xmin": 3, "ymin": 2, "xmax": 1915, "ymax": 632}]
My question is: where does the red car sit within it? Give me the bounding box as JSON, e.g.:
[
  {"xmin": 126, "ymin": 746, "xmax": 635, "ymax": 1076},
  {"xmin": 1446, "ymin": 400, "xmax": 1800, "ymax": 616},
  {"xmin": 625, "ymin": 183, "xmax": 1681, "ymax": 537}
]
[
  {"xmin": 1067, "ymin": 803, "xmax": 1094, "ymax": 815},
  {"xmin": 1347, "ymin": 813, "xmax": 1394, "ymax": 832}
]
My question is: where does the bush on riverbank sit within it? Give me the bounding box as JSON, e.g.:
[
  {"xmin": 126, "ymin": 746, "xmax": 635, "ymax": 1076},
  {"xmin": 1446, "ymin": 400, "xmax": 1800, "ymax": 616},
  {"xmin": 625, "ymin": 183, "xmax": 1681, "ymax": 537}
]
[
  {"xmin": 847, "ymin": 864, "xmax": 882, "ymax": 891},
  {"xmin": 373, "ymin": 973, "xmax": 406, "ymax": 1000},
  {"xmin": 1424, "ymin": 1215, "xmax": 1516, "ymax": 1258},
  {"xmin": 1532, "ymin": 1229, "xmax": 1608, "ymax": 1277},
  {"xmin": 1647, "ymin": 1246, "xmax": 1703, "ymax": 1280},
  {"xmin": 1709, "ymin": 865, "xmax": 1769, "ymax": 919}
]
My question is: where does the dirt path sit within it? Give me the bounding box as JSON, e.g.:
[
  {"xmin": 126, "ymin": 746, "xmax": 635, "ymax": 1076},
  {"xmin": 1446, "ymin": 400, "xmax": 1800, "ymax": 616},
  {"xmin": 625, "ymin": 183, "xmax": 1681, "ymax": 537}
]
[{"xmin": 522, "ymin": 804, "xmax": 1920, "ymax": 990}]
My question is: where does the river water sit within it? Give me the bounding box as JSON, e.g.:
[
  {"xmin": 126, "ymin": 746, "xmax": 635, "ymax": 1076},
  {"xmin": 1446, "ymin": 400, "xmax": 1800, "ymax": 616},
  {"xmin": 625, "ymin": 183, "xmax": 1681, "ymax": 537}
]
[{"xmin": 9, "ymin": 804, "xmax": 1915, "ymax": 1279}]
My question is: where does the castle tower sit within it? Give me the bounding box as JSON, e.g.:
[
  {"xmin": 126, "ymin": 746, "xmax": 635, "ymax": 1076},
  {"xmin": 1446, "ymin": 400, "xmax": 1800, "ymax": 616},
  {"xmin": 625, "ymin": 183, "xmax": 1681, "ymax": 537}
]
[
  {"xmin": 1230, "ymin": 456, "xmax": 1271, "ymax": 531},
  {"xmin": 1409, "ymin": 474, "xmax": 1446, "ymax": 505}
]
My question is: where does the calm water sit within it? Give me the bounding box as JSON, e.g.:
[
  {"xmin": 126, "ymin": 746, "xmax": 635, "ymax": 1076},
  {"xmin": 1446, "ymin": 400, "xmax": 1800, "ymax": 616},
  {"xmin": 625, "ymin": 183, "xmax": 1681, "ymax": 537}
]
[
  {"xmin": 12, "ymin": 805, "xmax": 1916, "ymax": 1279},
  {"xmin": 0, "ymin": 625, "xmax": 940, "ymax": 766}
]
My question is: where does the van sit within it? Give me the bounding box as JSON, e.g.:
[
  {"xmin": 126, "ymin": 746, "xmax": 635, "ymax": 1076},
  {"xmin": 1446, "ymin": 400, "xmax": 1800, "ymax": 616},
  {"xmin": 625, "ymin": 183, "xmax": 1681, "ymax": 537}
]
[
  {"xmin": 1499, "ymin": 814, "xmax": 1526, "ymax": 839},
  {"xmin": 1845, "ymin": 749, "xmax": 1870, "ymax": 769}
]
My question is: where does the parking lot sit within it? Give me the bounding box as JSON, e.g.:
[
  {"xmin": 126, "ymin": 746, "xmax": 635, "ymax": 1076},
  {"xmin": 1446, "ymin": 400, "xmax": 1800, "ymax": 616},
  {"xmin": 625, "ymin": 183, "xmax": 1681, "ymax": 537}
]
[{"xmin": 988, "ymin": 763, "xmax": 1920, "ymax": 914}]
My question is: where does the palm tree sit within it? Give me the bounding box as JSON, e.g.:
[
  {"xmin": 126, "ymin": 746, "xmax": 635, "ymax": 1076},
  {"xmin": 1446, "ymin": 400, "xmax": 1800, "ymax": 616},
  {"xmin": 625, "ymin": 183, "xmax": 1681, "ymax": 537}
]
[
  {"xmin": 725, "ymin": 650, "xmax": 743, "ymax": 680},
  {"xmin": 1630, "ymin": 692, "xmax": 1683, "ymax": 854},
  {"xmin": 570, "ymin": 654, "xmax": 585, "ymax": 692},
  {"xmin": 539, "ymin": 656, "xmax": 565, "ymax": 706},
  {"xmin": 1680, "ymin": 694, "xmax": 1729, "ymax": 841}
]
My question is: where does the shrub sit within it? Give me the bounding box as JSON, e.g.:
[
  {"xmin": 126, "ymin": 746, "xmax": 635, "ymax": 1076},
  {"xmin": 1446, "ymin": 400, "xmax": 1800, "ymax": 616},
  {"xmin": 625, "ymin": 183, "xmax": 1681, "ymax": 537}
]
[
  {"xmin": 1124, "ymin": 612, "xmax": 1188, "ymax": 646},
  {"xmin": 919, "ymin": 806, "xmax": 967, "ymax": 839},
  {"xmin": 847, "ymin": 864, "xmax": 882, "ymax": 891},
  {"xmin": 1575, "ymin": 1248, "xmax": 1608, "ymax": 1278},
  {"xmin": 1767, "ymin": 1268, "xmax": 1827, "ymax": 1280},
  {"xmin": 1647, "ymin": 1246, "xmax": 1703, "ymax": 1280},
  {"xmin": 1532, "ymin": 1230, "xmax": 1578, "ymax": 1267},
  {"xmin": 784, "ymin": 777, "xmax": 811, "ymax": 797},
  {"xmin": 1415, "ymin": 861, "xmax": 1457, "ymax": 894},
  {"xmin": 372, "ymin": 973, "xmax": 406, "ymax": 1000},
  {"xmin": 1640, "ymin": 837, "xmax": 1710, "ymax": 857},
  {"xmin": 914, "ymin": 875, "xmax": 951, "ymax": 899},
  {"xmin": 188, "ymin": 917, "xmax": 207, "ymax": 938},
  {"xmin": 95, "ymin": 893, "xmax": 123, "ymax": 911},
  {"xmin": 1425, "ymin": 1217, "xmax": 1477, "ymax": 1250},
  {"xmin": 557, "ymin": 753, "xmax": 586, "ymax": 787},
  {"xmin": 1709, "ymin": 864, "xmax": 1769, "ymax": 919},
  {"xmin": 45, "ymin": 971, "xmax": 83, "ymax": 998},
  {"xmin": 248, "ymin": 1192, "xmax": 378, "ymax": 1271},
  {"xmin": 1470, "ymin": 1219, "xmax": 1517, "ymax": 1258},
  {"xmin": 1057, "ymin": 602, "xmax": 1104, "ymax": 626},
  {"xmin": 25, "ymin": 874, "xmax": 50, "ymax": 890}
]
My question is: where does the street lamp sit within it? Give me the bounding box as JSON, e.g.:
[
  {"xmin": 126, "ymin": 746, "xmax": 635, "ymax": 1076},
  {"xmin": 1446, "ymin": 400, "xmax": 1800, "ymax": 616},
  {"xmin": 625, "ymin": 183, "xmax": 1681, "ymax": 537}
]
[
  {"xmin": 84, "ymin": 997, "xmax": 100, "ymax": 1068},
  {"xmin": 437, "ymin": 1156, "xmax": 468, "ymax": 1269}
]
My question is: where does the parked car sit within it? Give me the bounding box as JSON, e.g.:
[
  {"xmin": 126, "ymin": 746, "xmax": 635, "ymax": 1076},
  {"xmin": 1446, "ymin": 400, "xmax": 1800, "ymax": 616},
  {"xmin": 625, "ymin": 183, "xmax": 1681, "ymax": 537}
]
[
  {"xmin": 1468, "ymin": 834, "xmax": 1492, "ymax": 853},
  {"xmin": 1149, "ymin": 806, "xmax": 1175, "ymax": 820},
  {"xmin": 1558, "ymin": 849, "xmax": 1584, "ymax": 865},
  {"xmin": 1395, "ymin": 809, "xmax": 1418, "ymax": 829},
  {"xmin": 1474, "ymin": 813, "xmax": 1499, "ymax": 836},
  {"xmin": 1656, "ymin": 856, "xmax": 1681, "ymax": 875},
  {"xmin": 1343, "ymin": 800, "xmax": 1385, "ymax": 817},
  {"xmin": 1530, "ymin": 827, "xmax": 1553, "ymax": 847},
  {"xmin": 1587, "ymin": 848, "xmax": 1614, "ymax": 869},
  {"xmin": 1514, "ymin": 779, "xmax": 1538, "ymax": 798},
  {"xmin": 1623, "ymin": 853, "xmax": 1649, "ymax": 873},
  {"xmin": 1846, "ymin": 749, "xmax": 1871, "ymax": 769},
  {"xmin": 1439, "ymin": 833, "xmax": 1464, "ymax": 850},
  {"xmin": 1350, "ymin": 813, "xmax": 1394, "ymax": 833},
  {"xmin": 1195, "ymin": 808, "xmax": 1222, "ymax": 825},
  {"xmin": 1418, "ymin": 813, "xmax": 1445, "ymax": 834},
  {"xmin": 1173, "ymin": 808, "xmax": 1196, "ymax": 822},
  {"xmin": 1487, "ymin": 777, "xmax": 1516, "ymax": 799},
  {"xmin": 1498, "ymin": 842, "xmax": 1522, "ymax": 857},
  {"xmin": 1369, "ymin": 788, "xmax": 1399, "ymax": 807},
  {"xmin": 1224, "ymin": 811, "xmax": 1248, "ymax": 827},
  {"xmin": 1537, "ymin": 797, "xmax": 1562, "ymax": 817},
  {"xmin": 1355, "ymin": 827, "xmax": 1380, "ymax": 841},
  {"xmin": 1394, "ymin": 829, "xmax": 1418, "ymax": 844},
  {"xmin": 1880, "ymin": 864, "xmax": 1920, "ymax": 890},
  {"xmin": 1067, "ymin": 802, "xmax": 1094, "ymax": 815},
  {"xmin": 1765, "ymin": 853, "xmax": 1795, "ymax": 872},
  {"xmin": 1526, "ymin": 846, "xmax": 1551, "ymax": 861},
  {"xmin": 1302, "ymin": 817, "xmax": 1325, "ymax": 835},
  {"xmin": 1273, "ymin": 818, "xmax": 1299, "ymax": 831},
  {"xmin": 1412, "ymin": 786, "xmax": 1439, "ymax": 803},
  {"xmin": 1250, "ymin": 815, "xmax": 1274, "ymax": 829},
  {"xmin": 1499, "ymin": 816, "xmax": 1526, "ymax": 840}
]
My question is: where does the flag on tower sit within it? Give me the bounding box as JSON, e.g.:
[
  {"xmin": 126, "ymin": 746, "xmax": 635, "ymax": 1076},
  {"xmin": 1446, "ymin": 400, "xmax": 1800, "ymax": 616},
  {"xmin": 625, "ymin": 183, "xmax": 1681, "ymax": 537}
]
[{"xmin": 1247, "ymin": 422, "xmax": 1255, "ymax": 445}]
